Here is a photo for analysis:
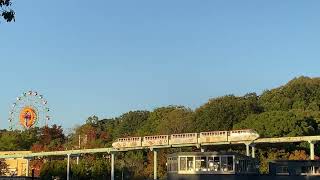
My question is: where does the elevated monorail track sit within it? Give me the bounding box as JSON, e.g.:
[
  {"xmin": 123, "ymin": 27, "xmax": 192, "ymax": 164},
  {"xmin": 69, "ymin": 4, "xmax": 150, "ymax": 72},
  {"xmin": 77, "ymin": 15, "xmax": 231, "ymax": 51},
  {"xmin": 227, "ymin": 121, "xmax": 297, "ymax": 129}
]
[
  {"xmin": 0, "ymin": 134, "xmax": 319, "ymax": 159},
  {"xmin": 1, "ymin": 132, "xmax": 319, "ymax": 180}
]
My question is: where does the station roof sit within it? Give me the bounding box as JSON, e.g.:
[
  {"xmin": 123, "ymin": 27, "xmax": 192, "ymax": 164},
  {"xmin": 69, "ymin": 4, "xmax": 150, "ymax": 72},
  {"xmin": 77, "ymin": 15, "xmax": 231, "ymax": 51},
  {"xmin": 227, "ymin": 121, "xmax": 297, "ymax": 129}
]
[{"xmin": 167, "ymin": 151, "xmax": 253, "ymax": 158}]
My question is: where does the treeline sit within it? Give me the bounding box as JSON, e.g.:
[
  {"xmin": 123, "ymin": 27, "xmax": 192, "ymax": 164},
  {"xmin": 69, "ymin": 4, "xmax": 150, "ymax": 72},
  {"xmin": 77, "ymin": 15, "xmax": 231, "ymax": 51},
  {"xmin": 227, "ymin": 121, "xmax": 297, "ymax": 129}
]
[{"xmin": 1, "ymin": 76, "xmax": 320, "ymax": 179}]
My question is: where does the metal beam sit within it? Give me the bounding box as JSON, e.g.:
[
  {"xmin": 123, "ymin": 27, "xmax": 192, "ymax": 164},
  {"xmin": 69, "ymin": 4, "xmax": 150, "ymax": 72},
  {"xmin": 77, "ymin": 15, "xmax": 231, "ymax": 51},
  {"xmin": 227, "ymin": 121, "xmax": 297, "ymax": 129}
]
[
  {"xmin": 309, "ymin": 141, "xmax": 315, "ymax": 160},
  {"xmin": 76, "ymin": 156, "xmax": 79, "ymax": 165},
  {"xmin": 67, "ymin": 154, "xmax": 70, "ymax": 180},
  {"xmin": 111, "ymin": 153, "xmax": 115, "ymax": 180},
  {"xmin": 154, "ymin": 150, "xmax": 157, "ymax": 180},
  {"xmin": 251, "ymin": 145, "xmax": 256, "ymax": 158},
  {"xmin": 245, "ymin": 143, "xmax": 250, "ymax": 156}
]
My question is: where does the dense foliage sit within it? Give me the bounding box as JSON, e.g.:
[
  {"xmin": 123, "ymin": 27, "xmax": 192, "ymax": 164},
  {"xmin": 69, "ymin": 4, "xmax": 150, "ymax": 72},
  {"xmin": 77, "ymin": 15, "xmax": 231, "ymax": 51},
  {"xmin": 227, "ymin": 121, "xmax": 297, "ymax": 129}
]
[
  {"xmin": 2, "ymin": 76, "xmax": 320, "ymax": 178},
  {"xmin": 0, "ymin": 0, "xmax": 14, "ymax": 22}
]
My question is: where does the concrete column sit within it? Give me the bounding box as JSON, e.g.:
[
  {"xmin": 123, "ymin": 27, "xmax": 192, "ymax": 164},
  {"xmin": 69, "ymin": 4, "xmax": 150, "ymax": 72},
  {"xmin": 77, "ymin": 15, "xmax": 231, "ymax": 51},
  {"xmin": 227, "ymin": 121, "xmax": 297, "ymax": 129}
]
[
  {"xmin": 25, "ymin": 158, "xmax": 29, "ymax": 176},
  {"xmin": 251, "ymin": 145, "xmax": 256, "ymax": 158},
  {"xmin": 246, "ymin": 144, "xmax": 250, "ymax": 156},
  {"xmin": 111, "ymin": 153, "xmax": 115, "ymax": 180},
  {"xmin": 154, "ymin": 150, "xmax": 158, "ymax": 180},
  {"xmin": 309, "ymin": 141, "xmax": 315, "ymax": 160},
  {"xmin": 67, "ymin": 154, "xmax": 70, "ymax": 180}
]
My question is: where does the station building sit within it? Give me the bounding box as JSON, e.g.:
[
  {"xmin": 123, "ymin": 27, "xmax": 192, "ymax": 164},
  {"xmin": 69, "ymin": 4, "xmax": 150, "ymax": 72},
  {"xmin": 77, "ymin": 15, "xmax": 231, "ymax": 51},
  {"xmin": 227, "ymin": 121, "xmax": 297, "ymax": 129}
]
[
  {"xmin": 167, "ymin": 151, "xmax": 320, "ymax": 180},
  {"xmin": 0, "ymin": 151, "xmax": 31, "ymax": 176}
]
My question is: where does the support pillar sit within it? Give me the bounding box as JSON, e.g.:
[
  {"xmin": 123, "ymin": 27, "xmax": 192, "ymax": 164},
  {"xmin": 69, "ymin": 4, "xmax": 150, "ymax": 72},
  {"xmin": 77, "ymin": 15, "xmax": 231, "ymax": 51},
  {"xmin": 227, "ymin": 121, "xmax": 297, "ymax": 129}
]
[
  {"xmin": 245, "ymin": 143, "xmax": 250, "ymax": 157},
  {"xmin": 251, "ymin": 145, "xmax": 256, "ymax": 158},
  {"xmin": 111, "ymin": 153, "xmax": 115, "ymax": 180},
  {"xmin": 67, "ymin": 154, "xmax": 70, "ymax": 180},
  {"xmin": 76, "ymin": 156, "xmax": 79, "ymax": 165},
  {"xmin": 25, "ymin": 158, "xmax": 29, "ymax": 176},
  {"xmin": 309, "ymin": 141, "xmax": 315, "ymax": 160},
  {"xmin": 154, "ymin": 150, "xmax": 158, "ymax": 180}
]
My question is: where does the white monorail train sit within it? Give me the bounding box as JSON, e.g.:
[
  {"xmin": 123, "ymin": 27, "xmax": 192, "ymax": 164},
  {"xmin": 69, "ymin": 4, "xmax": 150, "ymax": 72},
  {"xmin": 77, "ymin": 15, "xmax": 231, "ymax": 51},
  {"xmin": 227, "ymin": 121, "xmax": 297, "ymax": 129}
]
[{"xmin": 112, "ymin": 129, "xmax": 259, "ymax": 149}]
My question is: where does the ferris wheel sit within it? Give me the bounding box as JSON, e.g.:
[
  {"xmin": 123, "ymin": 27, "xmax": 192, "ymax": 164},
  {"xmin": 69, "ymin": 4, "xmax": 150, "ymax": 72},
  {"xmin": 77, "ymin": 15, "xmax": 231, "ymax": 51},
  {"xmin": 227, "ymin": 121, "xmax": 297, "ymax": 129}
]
[{"xmin": 8, "ymin": 90, "xmax": 50, "ymax": 130}]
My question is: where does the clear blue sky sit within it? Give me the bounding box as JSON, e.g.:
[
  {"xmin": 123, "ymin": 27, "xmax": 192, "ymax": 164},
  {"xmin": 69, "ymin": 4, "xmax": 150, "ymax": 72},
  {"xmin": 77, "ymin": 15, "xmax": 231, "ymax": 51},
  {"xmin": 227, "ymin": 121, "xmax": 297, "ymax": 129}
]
[{"xmin": 1, "ymin": 1, "xmax": 320, "ymax": 129}]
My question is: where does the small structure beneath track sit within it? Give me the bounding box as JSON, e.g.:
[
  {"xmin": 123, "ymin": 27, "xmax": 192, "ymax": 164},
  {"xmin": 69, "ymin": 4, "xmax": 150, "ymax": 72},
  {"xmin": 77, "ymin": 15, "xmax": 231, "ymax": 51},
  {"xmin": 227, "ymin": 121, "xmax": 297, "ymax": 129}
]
[{"xmin": 167, "ymin": 151, "xmax": 258, "ymax": 180}]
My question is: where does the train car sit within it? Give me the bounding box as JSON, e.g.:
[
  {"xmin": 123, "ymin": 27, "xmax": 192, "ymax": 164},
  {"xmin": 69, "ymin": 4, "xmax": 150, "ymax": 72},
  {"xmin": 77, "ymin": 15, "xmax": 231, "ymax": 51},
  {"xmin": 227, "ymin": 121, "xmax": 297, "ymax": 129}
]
[
  {"xmin": 199, "ymin": 131, "xmax": 228, "ymax": 144},
  {"xmin": 112, "ymin": 137, "xmax": 142, "ymax": 149},
  {"xmin": 228, "ymin": 129, "xmax": 259, "ymax": 142},
  {"xmin": 142, "ymin": 135, "xmax": 169, "ymax": 147},
  {"xmin": 170, "ymin": 133, "xmax": 198, "ymax": 145}
]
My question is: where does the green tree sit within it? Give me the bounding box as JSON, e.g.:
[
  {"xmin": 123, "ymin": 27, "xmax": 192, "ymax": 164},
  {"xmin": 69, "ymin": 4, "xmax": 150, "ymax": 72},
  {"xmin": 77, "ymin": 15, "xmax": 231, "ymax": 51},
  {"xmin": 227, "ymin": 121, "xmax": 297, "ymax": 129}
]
[
  {"xmin": 258, "ymin": 149, "xmax": 289, "ymax": 174},
  {"xmin": 138, "ymin": 106, "xmax": 194, "ymax": 135},
  {"xmin": 0, "ymin": 0, "xmax": 14, "ymax": 22},
  {"xmin": 113, "ymin": 111, "xmax": 150, "ymax": 138},
  {"xmin": 86, "ymin": 115, "xmax": 99, "ymax": 125},
  {"xmin": 117, "ymin": 151, "xmax": 146, "ymax": 179},
  {"xmin": 18, "ymin": 128, "xmax": 40, "ymax": 150},
  {"xmin": 194, "ymin": 93, "xmax": 262, "ymax": 131},
  {"xmin": 0, "ymin": 131, "xmax": 20, "ymax": 150},
  {"xmin": 234, "ymin": 111, "xmax": 318, "ymax": 137},
  {"xmin": 259, "ymin": 76, "xmax": 320, "ymax": 111},
  {"xmin": 40, "ymin": 160, "xmax": 67, "ymax": 180}
]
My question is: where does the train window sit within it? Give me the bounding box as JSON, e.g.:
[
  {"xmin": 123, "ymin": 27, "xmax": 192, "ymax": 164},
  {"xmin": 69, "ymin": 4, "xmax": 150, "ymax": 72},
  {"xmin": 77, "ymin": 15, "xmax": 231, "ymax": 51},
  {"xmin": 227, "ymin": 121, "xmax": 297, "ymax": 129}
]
[
  {"xmin": 227, "ymin": 156, "xmax": 234, "ymax": 171},
  {"xmin": 179, "ymin": 157, "xmax": 186, "ymax": 171},
  {"xmin": 187, "ymin": 157, "xmax": 194, "ymax": 171},
  {"xmin": 208, "ymin": 157, "xmax": 214, "ymax": 171},
  {"xmin": 221, "ymin": 156, "xmax": 234, "ymax": 172},
  {"xmin": 167, "ymin": 158, "xmax": 171, "ymax": 171},
  {"xmin": 208, "ymin": 156, "xmax": 220, "ymax": 172},
  {"xmin": 277, "ymin": 166, "xmax": 289, "ymax": 175},
  {"xmin": 195, "ymin": 157, "xmax": 201, "ymax": 171},
  {"xmin": 301, "ymin": 166, "xmax": 312, "ymax": 174},
  {"xmin": 172, "ymin": 159, "xmax": 178, "ymax": 172},
  {"xmin": 221, "ymin": 157, "xmax": 228, "ymax": 172},
  {"xmin": 195, "ymin": 156, "xmax": 207, "ymax": 171},
  {"xmin": 213, "ymin": 157, "xmax": 220, "ymax": 171}
]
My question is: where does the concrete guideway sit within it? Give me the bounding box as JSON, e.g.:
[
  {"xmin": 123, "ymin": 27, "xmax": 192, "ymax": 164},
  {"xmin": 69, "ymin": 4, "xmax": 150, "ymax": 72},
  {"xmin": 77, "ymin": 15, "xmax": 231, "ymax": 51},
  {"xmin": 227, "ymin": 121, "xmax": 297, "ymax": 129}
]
[
  {"xmin": 0, "ymin": 135, "xmax": 319, "ymax": 180},
  {"xmin": 254, "ymin": 135, "xmax": 320, "ymax": 143},
  {"xmin": 254, "ymin": 135, "xmax": 320, "ymax": 161}
]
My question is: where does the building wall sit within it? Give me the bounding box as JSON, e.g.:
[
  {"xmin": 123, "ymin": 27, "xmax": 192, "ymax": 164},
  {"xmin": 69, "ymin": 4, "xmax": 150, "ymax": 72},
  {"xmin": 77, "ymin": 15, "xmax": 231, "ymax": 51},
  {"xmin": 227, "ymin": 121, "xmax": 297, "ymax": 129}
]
[{"xmin": 0, "ymin": 151, "xmax": 31, "ymax": 176}]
